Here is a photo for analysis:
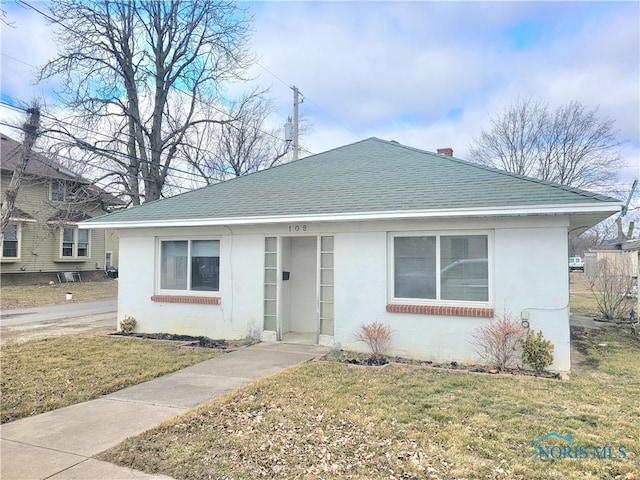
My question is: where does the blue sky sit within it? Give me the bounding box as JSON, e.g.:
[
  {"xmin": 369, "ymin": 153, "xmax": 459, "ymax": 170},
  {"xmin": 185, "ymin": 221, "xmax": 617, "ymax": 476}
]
[{"xmin": 1, "ymin": 0, "xmax": 638, "ymax": 194}]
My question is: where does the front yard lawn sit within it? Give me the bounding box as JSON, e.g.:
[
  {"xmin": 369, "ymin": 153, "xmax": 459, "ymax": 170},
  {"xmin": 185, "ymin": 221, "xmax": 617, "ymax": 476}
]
[
  {"xmin": 100, "ymin": 330, "xmax": 639, "ymax": 480},
  {"xmin": 0, "ymin": 280, "xmax": 118, "ymax": 309},
  {"xmin": 0, "ymin": 334, "xmax": 222, "ymax": 423}
]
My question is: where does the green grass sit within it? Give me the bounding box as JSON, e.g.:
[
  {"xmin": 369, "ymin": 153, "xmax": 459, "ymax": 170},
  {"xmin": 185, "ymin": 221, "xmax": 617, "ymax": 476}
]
[
  {"xmin": 99, "ymin": 330, "xmax": 640, "ymax": 480},
  {"xmin": 0, "ymin": 334, "xmax": 222, "ymax": 423}
]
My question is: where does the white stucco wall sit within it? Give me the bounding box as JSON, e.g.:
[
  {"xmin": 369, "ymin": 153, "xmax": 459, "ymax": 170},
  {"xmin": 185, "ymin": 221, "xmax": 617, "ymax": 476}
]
[{"xmin": 116, "ymin": 216, "xmax": 572, "ymax": 371}]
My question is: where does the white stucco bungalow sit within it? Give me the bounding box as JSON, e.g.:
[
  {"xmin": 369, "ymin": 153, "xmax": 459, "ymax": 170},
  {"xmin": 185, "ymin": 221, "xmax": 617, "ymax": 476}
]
[{"xmin": 83, "ymin": 138, "xmax": 622, "ymax": 371}]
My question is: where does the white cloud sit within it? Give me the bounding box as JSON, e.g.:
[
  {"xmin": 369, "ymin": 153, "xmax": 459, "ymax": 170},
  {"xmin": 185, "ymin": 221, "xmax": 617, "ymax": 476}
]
[{"xmin": 1, "ymin": 0, "xmax": 637, "ymax": 190}]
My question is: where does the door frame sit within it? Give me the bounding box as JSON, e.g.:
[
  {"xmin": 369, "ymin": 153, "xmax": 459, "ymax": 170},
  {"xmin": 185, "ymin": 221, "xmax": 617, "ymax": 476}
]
[{"xmin": 276, "ymin": 235, "xmax": 320, "ymax": 343}]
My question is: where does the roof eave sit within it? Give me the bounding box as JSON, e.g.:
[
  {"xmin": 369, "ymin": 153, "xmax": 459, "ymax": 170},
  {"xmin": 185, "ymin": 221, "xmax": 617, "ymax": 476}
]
[{"xmin": 79, "ymin": 202, "xmax": 623, "ymax": 229}]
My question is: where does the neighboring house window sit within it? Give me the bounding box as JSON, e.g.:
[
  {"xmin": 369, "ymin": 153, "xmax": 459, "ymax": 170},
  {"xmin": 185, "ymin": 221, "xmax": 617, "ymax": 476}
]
[
  {"xmin": 160, "ymin": 239, "xmax": 220, "ymax": 292},
  {"xmin": 51, "ymin": 179, "xmax": 65, "ymax": 202},
  {"xmin": 61, "ymin": 227, "xmax": 90, "ymax": 258},
  {"xmin": 392, "ymin": 233, "xmax": 490, "ymax": 303},
  {"xmin": 1, "ymin": 224, "xmax": 20, "ymax": 258},
  {"xmin": 51, "ymin": 179, "xmax": 87, "ymax": 202}
]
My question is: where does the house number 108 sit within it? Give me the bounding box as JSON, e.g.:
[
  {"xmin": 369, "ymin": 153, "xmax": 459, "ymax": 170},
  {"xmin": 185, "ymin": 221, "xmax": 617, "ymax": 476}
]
[{"xmin": 288, "ymin": 225, "xmax": 307, "ymax": 232}]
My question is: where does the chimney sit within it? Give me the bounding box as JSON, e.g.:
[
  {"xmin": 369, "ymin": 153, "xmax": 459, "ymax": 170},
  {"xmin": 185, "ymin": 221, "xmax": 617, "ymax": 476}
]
[{"xmin": 437, "ymin": 147, "xmax": 453, "ymax": 157}]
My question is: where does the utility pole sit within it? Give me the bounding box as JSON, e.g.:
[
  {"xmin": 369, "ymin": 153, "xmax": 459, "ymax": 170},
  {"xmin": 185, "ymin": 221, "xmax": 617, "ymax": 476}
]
[
  {"xmin": 291, "ymin": 85, "xmax": 300, "ymax": 161},
  {"xmin": 0, "ymin": 105, "xmax": 41, "ymax": 236}
]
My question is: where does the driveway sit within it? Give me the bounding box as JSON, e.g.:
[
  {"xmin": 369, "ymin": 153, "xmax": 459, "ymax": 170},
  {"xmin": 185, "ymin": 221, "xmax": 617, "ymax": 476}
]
[{"xmin": 0, "ymin": 299, "xmax": 117, "ymax": 343}]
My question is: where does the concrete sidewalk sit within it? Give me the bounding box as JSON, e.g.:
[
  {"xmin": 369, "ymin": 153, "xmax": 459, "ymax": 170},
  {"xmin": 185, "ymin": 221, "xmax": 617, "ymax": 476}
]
[{"xmin": 1, "ymin": 342, "xmax": 328, "ymax": 480}]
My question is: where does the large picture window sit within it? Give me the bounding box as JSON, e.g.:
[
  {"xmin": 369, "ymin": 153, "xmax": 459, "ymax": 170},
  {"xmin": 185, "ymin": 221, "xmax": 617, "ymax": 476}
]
[
  {"xmin": 160, "ymin": 239, "xmax": 220, "ymax": 292},
  {"xmin": 60, "ymin": 227, "xmax": 90, "ymax": 258},
  {"xmin": 392, "ymin": 233, "xmax": 489, "ymax": 303}
]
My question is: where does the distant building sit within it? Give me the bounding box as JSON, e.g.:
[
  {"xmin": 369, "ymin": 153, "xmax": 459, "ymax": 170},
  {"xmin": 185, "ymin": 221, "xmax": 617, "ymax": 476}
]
[{"xmin": 1, "ymin": 134, "xmax": 124, "ymax": 284}]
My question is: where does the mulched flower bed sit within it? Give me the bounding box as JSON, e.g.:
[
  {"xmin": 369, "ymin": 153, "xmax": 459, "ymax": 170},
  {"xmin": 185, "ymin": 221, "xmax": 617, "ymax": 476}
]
[
  {"xmin": 110, "ymin": 332, "xmax": 232, "ymax": 349},
  {"xmin": 322, "ymin": 350, "xmax": 560, "ymax": 379}
]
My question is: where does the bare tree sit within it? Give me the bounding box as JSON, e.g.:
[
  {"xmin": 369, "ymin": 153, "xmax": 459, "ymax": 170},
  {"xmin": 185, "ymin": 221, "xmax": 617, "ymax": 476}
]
[
  {"xmin": 181, "ymin": 94, "xmax": 292, "ymax": 183},
  {"xmin": 40, "ymin": 0, "xmax": 258, "ymax": 205},
  {"xmin": 469, "ymin": 98, "xmax": 624, "ymax": 190},
  {"xmin": 470, "ymin": 98, "xmax": 547, "ymax": 177},
  {"xmin": 587, "ymin": 256, "xmax": 635, "ymax": 321},
  {"xmin": 1, "ymin": 106, "xmax": 41, "ymax": 236}
]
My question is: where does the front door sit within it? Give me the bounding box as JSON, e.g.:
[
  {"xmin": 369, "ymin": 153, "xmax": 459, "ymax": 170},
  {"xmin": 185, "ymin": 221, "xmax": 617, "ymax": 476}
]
[{"xmin": 281, "ymin": 236, "xmax": 317, "ymax": 342}]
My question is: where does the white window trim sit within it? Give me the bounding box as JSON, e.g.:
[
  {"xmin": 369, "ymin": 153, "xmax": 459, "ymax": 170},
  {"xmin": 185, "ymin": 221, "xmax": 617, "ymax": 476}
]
[
  {"xmin": 1, "ymin": 223, "xmax": 22, "ymax": 261},
  {"xmin": 388, "ymin": 230, "xmax": 494, "ymax": 307},
  {"xmin": 155, "ymin": 236, "xmax": 221, "ymax": 296},
  {"xmin": 58, "ymin": 226, "xmax": 91, "ymax": 260}
]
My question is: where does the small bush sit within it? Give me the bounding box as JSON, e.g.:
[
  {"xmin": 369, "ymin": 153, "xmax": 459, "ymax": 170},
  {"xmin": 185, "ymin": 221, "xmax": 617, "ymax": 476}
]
[
  {"xmin": 354, "ymin": 322, "xmax": 392, "ymax": 359},
  {"xmin": 521, "ymin": 330, "xmax": 554, "ymax": 373},
  {"xmin": 120, "ymin": 316, "xmax": 137, "ymax": 333},
  {"xmin": 471, "ymin": 312, "xmax": 527, "ymax": 371}
]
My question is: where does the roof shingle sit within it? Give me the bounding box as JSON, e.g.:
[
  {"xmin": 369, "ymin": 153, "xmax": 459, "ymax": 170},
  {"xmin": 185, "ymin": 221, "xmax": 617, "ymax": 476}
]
[{"xmin": 84, "ymin": 137, "xmax": 621, "ymax": 225}]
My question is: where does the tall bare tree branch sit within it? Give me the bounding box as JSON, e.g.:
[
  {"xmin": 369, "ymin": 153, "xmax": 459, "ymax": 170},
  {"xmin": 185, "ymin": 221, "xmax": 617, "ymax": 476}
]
[
  {"xmin": 39, "ymin": 0, "xmax": 258, "ymax": 204},
  {"xmin": 469, "ymin": 97, "xmax": 624, "ymax": 190}
]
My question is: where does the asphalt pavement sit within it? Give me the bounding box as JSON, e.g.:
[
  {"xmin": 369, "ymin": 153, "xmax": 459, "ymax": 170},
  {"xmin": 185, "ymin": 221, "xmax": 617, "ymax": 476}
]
[{"xmin": 0, "ymin": 299, "xmax": 117, "ymax": 326}]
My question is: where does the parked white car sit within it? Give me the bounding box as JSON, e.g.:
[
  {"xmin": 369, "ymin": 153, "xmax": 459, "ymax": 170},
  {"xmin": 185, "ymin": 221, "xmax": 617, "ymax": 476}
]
[{"xmin": 569, "ymin": 257, "xmax": 585, "ymax": 272}]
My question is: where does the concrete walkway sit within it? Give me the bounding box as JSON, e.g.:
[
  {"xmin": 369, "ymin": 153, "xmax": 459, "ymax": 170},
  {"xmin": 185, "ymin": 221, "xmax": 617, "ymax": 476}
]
[
  {"xmin": 1, "ymin": 342, "xmax": 328, "ymax": 480},
  {"xmin": 569, "ymin": 314, "xmax": 618, "ymax": 331}
]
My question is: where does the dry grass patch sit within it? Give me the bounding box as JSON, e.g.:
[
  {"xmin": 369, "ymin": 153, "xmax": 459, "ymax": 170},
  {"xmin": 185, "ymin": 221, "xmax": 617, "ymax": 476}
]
[
  {"xmin": 100, "ymin": 331, "xmax": 639, "ymax": 480},
  {"xmin": 570, "ymin": 272, "xmax": 600, "ymax": 318},
  {"xmin": 0, "ymin": 280, "xmax": 118, "ymax": 309},
  {"xmin": 0, "ymin": 334, "xmax": 221, "ymax": 423}
]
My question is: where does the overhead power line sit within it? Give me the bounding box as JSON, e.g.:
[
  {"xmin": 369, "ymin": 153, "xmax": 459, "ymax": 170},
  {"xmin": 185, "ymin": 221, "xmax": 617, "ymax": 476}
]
[
  {"xmin": 255, "ymin": 61, "xmax": 361, "ymax": 142},
  {"xmin": 6, "ymin": 3, "xmax": 316, "ymax": 157}
]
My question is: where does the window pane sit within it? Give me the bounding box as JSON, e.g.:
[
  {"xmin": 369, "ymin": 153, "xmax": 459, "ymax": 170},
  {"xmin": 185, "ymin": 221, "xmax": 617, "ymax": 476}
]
[
  {"xmin": 440, "ymin": 235, "xmax": 488, "ymax": 301},
  {"xmin": 264, "ymin": 299, "xmax": 277, "ymax": 316},
  {"xmin": 321, "ymin": 253, "xmax": 333, "ymax": 268},
  {"xmin": 62, "ymin": 227, "xmax": 74, "ymax": 257},
  {"xmin": 52, "ymin": 180, "xmax": 65, "ymax": 201},
  {"xmin": 321, "ymin": 236, "xmax": 334, "ymax": 251},
  {"xmin": 264, "ymin": 268, "xmax": 277, "ymax": 283},
  {"xmin": 320, "ymin": 301, "xmax": 333, "ymax": 319},
  {"xmin": 77, "ymin": 230, "xmax": 89, "ymax": 257},
  {"xmin": 321, "ymin": 268, "xmax": 333, "ymax": 285},
  {"xmin": 3, "ymin": 241, "xmax": 18, "ymax": 257},
  {"xmin": 191, "ymin": 240, "xmax": 220, "ymax": 291},
  {"xmin": 3, "ymin": 225, "xmax": 18, "ymax": 257},
  {"xmin": 321, "ymin": 285, "xmax": 334, "ymax": 302},
  {"xmin": 265, "ymin": 252, "xmax": 277, "ymax": 268},
  {"xmin": 4, "ymin": 225, "xmax": 17, "ymax": 241},
  {"xmin": 161, "ymin": 241, "xmax": 188, "ymax": 290},
  {"xmin": 63, "ymin": 228, "xmax": 74, "ymax": 242},
  {"xmin": 264, "ymin": 284, "xmax": 276, "ymax": 300},
  {"xmin": 394, "ymin": 236, "xmax": 436, "ymax": 299},
  {"xmin": 265, "ymin": 237, "xmax": 277, "ymax": 252}
]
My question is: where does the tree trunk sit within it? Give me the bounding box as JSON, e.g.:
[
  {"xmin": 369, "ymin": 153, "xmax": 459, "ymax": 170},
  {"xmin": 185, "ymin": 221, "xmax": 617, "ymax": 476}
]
[{"xmin": 0, "ymin": 107, "xmax": 41, "ymax": 238}]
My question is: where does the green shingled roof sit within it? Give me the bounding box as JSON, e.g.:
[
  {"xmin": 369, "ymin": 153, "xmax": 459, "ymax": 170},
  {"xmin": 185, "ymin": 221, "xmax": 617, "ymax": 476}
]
[{"xmin": 85, "ymin": 137, "xmax": 620, "ymax": 225}]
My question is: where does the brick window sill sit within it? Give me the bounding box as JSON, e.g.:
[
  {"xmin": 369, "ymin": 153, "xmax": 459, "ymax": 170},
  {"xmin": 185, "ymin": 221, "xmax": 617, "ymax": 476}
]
[
  {"xmin": 386, "ymin": 304, "xmax": 494, "ymax": 318},
  {"xmin": 151, "ymin": 295, "xmax": 221, "ymax": 305}
]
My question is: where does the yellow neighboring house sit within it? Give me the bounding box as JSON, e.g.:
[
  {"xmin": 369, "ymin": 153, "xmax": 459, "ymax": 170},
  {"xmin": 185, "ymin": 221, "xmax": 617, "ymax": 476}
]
[{"xmin": 1, "ymin": 134, "xmax": 124, "ymax": 285}]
